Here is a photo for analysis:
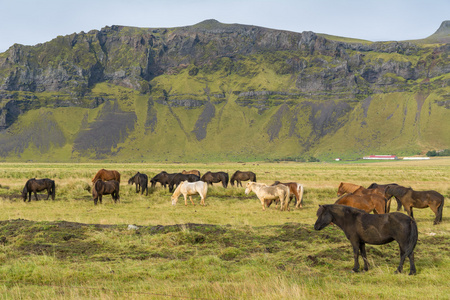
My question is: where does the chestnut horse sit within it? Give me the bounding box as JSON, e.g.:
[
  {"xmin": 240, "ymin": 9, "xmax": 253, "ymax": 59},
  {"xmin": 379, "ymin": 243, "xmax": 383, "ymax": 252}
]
[
  {"xmin": 245, "ymin": 182, "xmax": 290, "ymax": 211},
  {"xmin": 182, "ymin": 170, "xmax": 201, "ymax": 177},
  {"xmin": 337, "ymin": 182, "xmax": 389, "ymax": 211},
  {"xmin": 385, "ymin": 185, "xmax": 444, "ymax": 225},
  {"xmin": 314, "ymin": 204, "xmax": 417, "ymax": 275},
  {"xmin": 335, "ymin": 193, "xmax": 386, "ymax": 214},
  {"xmin": 92, "ymin": 169, "xmax": 121, "ymax": 183},
  {"xmin": 272, "ymin": 181, "xmax": 304, "ymax": 208}
]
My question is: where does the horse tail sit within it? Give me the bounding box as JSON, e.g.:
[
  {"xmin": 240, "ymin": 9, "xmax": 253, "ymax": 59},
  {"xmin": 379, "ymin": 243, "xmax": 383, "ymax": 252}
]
[
  {"xmin": 223, "ymin": 173, "xmax": 229, "ymax": 188},
  {"xmin": 405, "ymin": 218, "xmax": 418, "ymax": 259},
  {"xmin": 51, "ymin": 180, "xmax": 56, "ymax": 200},
  {"xmin": 297, "ymin": 184, "xmax": 304, "ymax": 208},
  {"xmin": 437, "ymin": 196, "xmax": 445, "ymax": 223},
  {"xmin": 202, "ymin": 181, "xmax": 208, "ymax": 199}
]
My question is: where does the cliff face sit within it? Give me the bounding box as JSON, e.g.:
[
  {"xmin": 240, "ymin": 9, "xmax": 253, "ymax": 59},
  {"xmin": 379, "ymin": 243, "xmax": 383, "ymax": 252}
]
[{"xmin": 0, "ymin": 20, "xmax": 449, "ymax": 161}]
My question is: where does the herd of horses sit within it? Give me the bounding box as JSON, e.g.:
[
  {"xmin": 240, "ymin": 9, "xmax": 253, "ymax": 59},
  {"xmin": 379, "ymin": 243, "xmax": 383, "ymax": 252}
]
[{"xmin": 20, "ymin": 168, "xmax": 446, "ymax": 276}]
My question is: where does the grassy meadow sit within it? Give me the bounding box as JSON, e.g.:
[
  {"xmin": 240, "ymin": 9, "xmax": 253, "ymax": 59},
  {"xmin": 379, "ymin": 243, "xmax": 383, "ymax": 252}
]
[{"xmin": 0, "ymin": 158, "xmax": 449, "ymax": 299}]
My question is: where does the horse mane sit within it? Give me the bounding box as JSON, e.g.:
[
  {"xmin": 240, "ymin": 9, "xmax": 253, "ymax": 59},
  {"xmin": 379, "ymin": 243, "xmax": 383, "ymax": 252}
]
[
  {"xmin": 340, "ymin": 182, "xmax": 362, "ymax": 193},
  {"xmin": 387, "ymin": 185, "xmax": 410, "ymax": 198}
]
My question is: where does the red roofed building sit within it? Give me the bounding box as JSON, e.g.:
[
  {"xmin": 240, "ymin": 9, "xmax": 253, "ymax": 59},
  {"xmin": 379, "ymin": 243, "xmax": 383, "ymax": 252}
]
[{"xmin": 363, "ymin": 155, "xmax": 398, "ymax": 160}]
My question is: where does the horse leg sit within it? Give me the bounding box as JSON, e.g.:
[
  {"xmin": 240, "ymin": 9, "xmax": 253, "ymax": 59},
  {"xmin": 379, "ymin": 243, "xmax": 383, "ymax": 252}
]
[
  {"xmin": 183, "ymin": 194, "xmax": 188, "ymax": 206},
  {"xmin": 28, "ymin": 192, "xmax": 32, "ymax": 202},
  {"xmin": 408, "ymin": 252, "xmax": 416, "ymax": 275},
  {"xmin": 360, "ymin": 243, "xmax": 369, "ymax": 271},
  {"xmin": 34, "ymin": 192, "xmax": 39, "ymax": 201},
  {"xmin": 429, "ymin": 205, "xmax": 440, "ymax": 225},
  {"xmin": 395, "ymin": 248, "xmax": 406, "ymax": 274},
  {"xmin": 260, "ymin": 198, "xmax": 266, "ymax": 211},
  {"xmin": 351, "ymin": 242, "xmax": 361, "ymax": 272},
  {"xmin": 189, "ymin": 195, "xmax": 195, "ymax": 206},
  {"xmin": 395, "ymin": 197, "xmax": 403, "ymax": 211}
]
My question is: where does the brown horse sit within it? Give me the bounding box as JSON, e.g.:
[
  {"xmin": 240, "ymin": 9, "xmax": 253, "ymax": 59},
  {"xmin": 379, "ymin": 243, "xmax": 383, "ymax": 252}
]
[
  {"xmin": 337, "ymin": 182, "xmax": 389, "ymax": 211},
  {"xmin": 230, "ymin": 171, "xmax": 256, "ymax": 187},
  {"xmin": 92, "ymin": 179, "xmax": 120, "ymax": 205},
  {"xmin": 315, "ymin": 204, "xmax": 417, "ymax": 275},
  {"xmin": 182, "ymin": 170, "xmax": 201, "ymax": 177},
  {"xmin": 272, "ymin": 181, "xmax": 304, "ymax": 208},
  {"xmin": 367, "ymin": 183, "xmax": 402, "ymax": 212},
  {"xmin": 22, "ymin": 178, "xmax": 55, "ymax": 202},
  {"xmin": 335, "ymin": 193, "xmax": 386, "ymax": 214},
  {"xmin": 92, "ymin": 169, "xmax": 121, "ymax": 183},
  {"xmin": 385, "ymin": 185, "xmax": 444, "ymax": 225}
]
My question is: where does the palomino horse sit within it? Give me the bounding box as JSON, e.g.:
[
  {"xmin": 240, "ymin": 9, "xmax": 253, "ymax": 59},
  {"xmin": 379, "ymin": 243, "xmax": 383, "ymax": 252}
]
[
  {"xmin": 92, "ymin": 169, "xmax": 121, "ymax": 183},
  {"xmin": 128, "ymin": 172, "xmax": 149, "ymax": 195},
  {"xmin": 201, "ymin": 171, "xmax": 229, "ymax": 188},
  {"xmin": 182, "ymin": 170, "xmax": 201, "ymax": 177},
  {"xmin": 171, "ymin": 181, "xmax": 208, "ymax": 206},
  {"xmin": 92, "ymin": 179, "xmax": 120, "ymax": 205},
  {"xmin": 314, "ymin": 205, "xmax": 417, "ymax": 275},
  {"xmin": 230, "ymin": 171, "xmax": 256, "ymax": 187},
  {"xmin": 335, "ymin": 193, "xmax": 386, "ymax": 214},
  {"xmin": 245, "ymin": 182, "xmax": 290, "ymax": 211},
  {"xmin": 385, "ymin": 185, "xmax": 444, "ymax": 225},
  {"xmin": 272, "ymin": 181, "xmax": 304, "ymax": 209},
  {"xmin": 22, "ymin": 178, "xmax": 55, "ymax": 202}
]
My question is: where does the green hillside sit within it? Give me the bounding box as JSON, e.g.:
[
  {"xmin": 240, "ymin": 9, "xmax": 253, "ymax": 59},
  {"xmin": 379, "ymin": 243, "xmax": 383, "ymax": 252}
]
[{"xmin": 0, "ymin": 20, "xmax": 449, "ymax": 162}]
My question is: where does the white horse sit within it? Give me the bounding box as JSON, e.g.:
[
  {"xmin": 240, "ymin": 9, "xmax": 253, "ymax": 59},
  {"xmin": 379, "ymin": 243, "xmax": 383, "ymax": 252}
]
[
  {"xmin": 171, "ymin": 181, "xmax": 208, "ymax": 206},
  {"xmin": 245, "ymin": 182, "xmax": 290, "ymax": 211}
]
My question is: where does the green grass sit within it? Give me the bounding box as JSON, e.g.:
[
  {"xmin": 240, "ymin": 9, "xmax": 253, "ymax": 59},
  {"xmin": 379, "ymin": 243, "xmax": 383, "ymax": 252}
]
[{"xmin": 0, "ymin": 160, "xmax": 449, "ymax": 298}]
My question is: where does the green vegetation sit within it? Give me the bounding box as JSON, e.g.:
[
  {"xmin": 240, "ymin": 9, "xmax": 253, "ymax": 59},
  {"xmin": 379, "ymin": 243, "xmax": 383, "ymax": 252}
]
[{"xmin": 0, "ymin": 160, "xmax": 449, "ymax": 298}]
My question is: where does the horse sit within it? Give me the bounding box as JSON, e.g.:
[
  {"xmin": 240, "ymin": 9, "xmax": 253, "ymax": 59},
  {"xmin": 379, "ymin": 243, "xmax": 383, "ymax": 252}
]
[
  {"xmin": 367, "ymin": 183, "xmax": 402, "ymax": 212},
  {"xmin": 230, "ymin": 171, "xmax": 256, "ymax": 187},
  {"xmin": 169, "ymin": 173, "xmax": 201, "ymax": 193},
  {"xmin": 201, "ymin": 171, "xmax": 229, "ymax": 188},
  {"xmin": 314, "ymin": 204, "xmax": 417, "ymax": 275},
  {"xmin": 150, "ymin": 171, "xmax": 178, "ymax": 188},
  {"xmin": 92, "ymin": 169, "xmax": 121, "ymax": 183},
  {"xmin": 128, "ymin": 172, "xmax": 149, "ymax": 195},
  {"xmin": 385, "ymin": 185, "xmax": 444, "ymax": 225},
  {"xmin": 171, "ymin": 181, "xmax": 208, "ymax": 206},
  {"xmin": 245, "ymin": 182, "xmax": 290, "ymax": 211},
  {"xmin": 22, "ymin": 178, "xmax": 55, "ymax": 202},
  {"xmin": 92, "ymin": 179, "xmax": 120, "ymax": 205},
  {"xmin": 334, "ymin": 193, "xmax": 386, "ymax": 214},
  {"xmin": 272, "ymin": 181, "xmax": 304, "ymax": 208},
  {"xmin": 182, "ymin": 170, "xmax": 201, "ymax": 177},
  {"xmin": 337, "ymin": 182, "xmax": 389, "ymax": 211}
]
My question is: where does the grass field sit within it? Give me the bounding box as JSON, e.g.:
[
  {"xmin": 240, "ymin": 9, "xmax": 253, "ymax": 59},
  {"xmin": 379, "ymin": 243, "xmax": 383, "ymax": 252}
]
[{"xmin": 0, "ymin": 159, "xmax": 449, "ymax": 299}]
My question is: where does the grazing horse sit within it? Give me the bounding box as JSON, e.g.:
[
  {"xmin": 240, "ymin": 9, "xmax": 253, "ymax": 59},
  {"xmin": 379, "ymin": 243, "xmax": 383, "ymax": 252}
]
[
  {"xmin": 334, "ymin": 193, "xmax": 386, "ymax": 214},
  {"xmin": 245, "ymin": 182, "xmax": 290, "ymax": 211},
  {"xmin": 150, "ymin": 171, "xmax": 178, "ymax": 188},
  {"xmin": 171, "ymin": 181, "xmax": 208, "ymax": 206},
  {"xmin": 182, "ymin": 170, "xmax": 201, "ymax": 177},
  {"xmin": 22, "ymin": 178, "xmax": 55, "ymax": 202},
  {"xmin": 385, "ymin": 185, "xmax": 444, "ymax": 225},
  {"xmin": 230, "ymin": 171, "xmax": 256, "ymax": 187},
  {"xmin": 337, "ymin": 182, "xmax": 389, "ymax": 211},
  {"xmin": 368, "ymin": 183, "xmax": 402, "ymax": 212},
  {"xmin": 92, "ymin": 179, "xmax": 120, "ymax": 205},
  {"xmin": 272, "ymin": 181, "xmax": 304, "ymax": 208},
  {"xmin": 92, "ymin": 169, "xmax": 121, "ymax": 183},
  {"xmin": 314, "ymin": 205, "xmax": 417, "ymax": 275},
  {"xmin": 128, "ymin": 172, "xmax": 149, "ymax": 195},
  {"xmin": 201, "ymin": 171, "xmax": 229, "ymax": 188},
  {"xmin": 169, "ymin": 173, "xmax": 201, "ymax": 193}
]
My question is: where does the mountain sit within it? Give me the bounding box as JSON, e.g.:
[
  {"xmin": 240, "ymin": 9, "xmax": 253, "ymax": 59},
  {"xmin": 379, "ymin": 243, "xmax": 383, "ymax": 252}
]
[{"xmin": 0, "ymin": 19, "xmax": 449, "ymax": 162}]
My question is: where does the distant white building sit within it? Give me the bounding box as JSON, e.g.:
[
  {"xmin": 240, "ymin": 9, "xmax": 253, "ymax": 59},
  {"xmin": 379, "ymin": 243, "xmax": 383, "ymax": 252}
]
[{"xmin": 363, "ymin": 155, "xmax": 398, "ymax": 160}]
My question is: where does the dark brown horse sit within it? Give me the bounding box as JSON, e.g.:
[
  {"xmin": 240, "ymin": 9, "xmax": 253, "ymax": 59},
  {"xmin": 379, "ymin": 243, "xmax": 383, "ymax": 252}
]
[
  {"xmin": 367, "ymin": 183, "xmax": 402, "ymax": 212},
  {"xmin": 22, "ymin": 178, "xmax": 55, "ymax": 202},
  {"xmin": 385, "ymin": 185, "xmax": 444, "ymax": 225},
  {"xmin": 314, "ymin": 204, "xmax": 417, "ymax": 275},
  {"xmin": 230, "ymin": 171, "xmax": 256, "ymax": 187},
  {"xmin": 150, "ymin": 171, "xmax": 178, "ymax": 188},
  {"xmin": 182, "ymin": 170, "xmax": 201, "ymax": 177},
  {"xmin": 92, "ymin": 179, "xmax": 120, "ymax": 205},
  {"xmin": 272, "ymin": 181, "xmax": 304, "ymax": 208},
  {"xmin": 128, "ymin": 172, "xmax": 148, "ymax": 195},
  {"xmin": 201, "ymin": 171, "xmax": 229, "ymax": 188},
  {"xmin": 92, "ymin": 169, "xmax": 121, "ymax": 183},
  {"xmin": 169, "ymin": 173, "xmax": 201, "ymax": 193},
  {"xmin": 334, "ymin": 193, "xmax": 386, "ymax": 214}
]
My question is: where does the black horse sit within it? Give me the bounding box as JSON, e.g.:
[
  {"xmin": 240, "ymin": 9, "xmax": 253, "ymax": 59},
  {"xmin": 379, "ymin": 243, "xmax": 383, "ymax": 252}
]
[
  {"xmin": 201, "ymin": 171, "xmax": 229, "ymax": 188},
  {"xmin": 314, "ymin": 204, "xmax": 417, "ymax": 275},
  {"xmin": 168, "ymin": 173, "xmax": 201, "ymax": 193},
  {"xmin": 150, "ymin": 171, "xmax": 178, "ymax": 188},
  {"xmin": 128, "ymin": 172, "xmax": 149, "ymax": 195},
  {"xmin": 92, "ymin": 179, "xmax": 120, "ymax": 205},
  {"xmin": 230, "ymin": 170, "xmax": 256, "ymax": 187},
  {"xmin": 22, "ymin": 178, "xmax": 55, "ymax": 202}
]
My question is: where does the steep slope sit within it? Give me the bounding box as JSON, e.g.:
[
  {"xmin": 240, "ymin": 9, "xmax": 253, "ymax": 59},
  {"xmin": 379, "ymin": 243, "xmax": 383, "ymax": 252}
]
[{"xmin": 0, "ymin": 20, "xmax": 449, "ymax": 162}]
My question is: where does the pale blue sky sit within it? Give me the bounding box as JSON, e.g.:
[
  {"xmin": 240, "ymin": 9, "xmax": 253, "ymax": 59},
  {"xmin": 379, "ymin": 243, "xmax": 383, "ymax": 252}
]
[{"xmin": 1, "ymin": 0, "xmax": 448, "ymax": 52}]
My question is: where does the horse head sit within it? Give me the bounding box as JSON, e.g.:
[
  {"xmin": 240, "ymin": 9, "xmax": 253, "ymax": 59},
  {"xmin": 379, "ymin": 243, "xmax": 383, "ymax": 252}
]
[{"xmin": 314, "ymin": 205, "xmax": 333, "ymax": 230}]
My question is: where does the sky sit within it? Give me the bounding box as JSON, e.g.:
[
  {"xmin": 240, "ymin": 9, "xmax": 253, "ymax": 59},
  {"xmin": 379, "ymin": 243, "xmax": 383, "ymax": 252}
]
[{"xmin": 1, "ymin": 0, "xmax": 448, "ymax": 52}]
